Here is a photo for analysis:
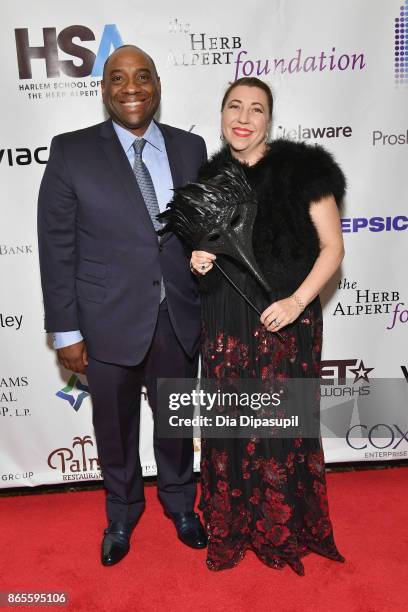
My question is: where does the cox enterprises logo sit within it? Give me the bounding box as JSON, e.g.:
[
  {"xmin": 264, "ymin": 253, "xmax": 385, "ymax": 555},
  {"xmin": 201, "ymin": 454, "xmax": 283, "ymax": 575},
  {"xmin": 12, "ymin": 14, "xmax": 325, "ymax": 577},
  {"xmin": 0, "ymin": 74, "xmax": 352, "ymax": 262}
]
[
  {"xmin": 14, "ymin": 24, "xmax": 123, "ymax": 100},
  {"xmin": 320, "ymin": 363, "xmax": 408, "ymax": 459},
  {"xmin": 47, "ymin": 435, "xmax": 102, "ymax": 481}
]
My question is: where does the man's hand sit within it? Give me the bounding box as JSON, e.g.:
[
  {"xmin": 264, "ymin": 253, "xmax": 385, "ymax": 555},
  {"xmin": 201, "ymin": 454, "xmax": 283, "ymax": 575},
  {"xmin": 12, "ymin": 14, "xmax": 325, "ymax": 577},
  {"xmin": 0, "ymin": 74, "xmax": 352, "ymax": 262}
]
[{"xmin": 57, "ymin": 340, "xmax": 88, "ymax": 374}]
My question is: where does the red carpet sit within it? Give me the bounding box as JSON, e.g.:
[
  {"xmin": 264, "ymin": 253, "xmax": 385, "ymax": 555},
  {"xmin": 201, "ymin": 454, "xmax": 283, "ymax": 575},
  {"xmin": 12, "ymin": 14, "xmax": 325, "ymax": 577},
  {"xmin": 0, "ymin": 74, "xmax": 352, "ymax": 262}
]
[{"xmin": 0, "ymin": 467, "xmax": 407, "ymax": 612}]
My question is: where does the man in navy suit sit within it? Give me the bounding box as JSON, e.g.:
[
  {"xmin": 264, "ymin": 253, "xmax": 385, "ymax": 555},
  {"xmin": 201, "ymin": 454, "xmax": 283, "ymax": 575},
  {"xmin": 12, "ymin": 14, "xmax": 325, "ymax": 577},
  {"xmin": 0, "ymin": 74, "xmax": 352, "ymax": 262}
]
[{"xmin": 38, "ymin": 45, "xmax": 207, "ymax": 565}]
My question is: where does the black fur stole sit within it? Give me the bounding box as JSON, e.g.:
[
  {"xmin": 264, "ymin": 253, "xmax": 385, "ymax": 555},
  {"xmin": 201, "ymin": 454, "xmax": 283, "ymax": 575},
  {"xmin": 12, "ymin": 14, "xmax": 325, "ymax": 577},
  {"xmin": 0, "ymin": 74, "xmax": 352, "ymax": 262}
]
[{"xmin": 199, "ymin": 139, "xmax": 346, "ymax": 298}]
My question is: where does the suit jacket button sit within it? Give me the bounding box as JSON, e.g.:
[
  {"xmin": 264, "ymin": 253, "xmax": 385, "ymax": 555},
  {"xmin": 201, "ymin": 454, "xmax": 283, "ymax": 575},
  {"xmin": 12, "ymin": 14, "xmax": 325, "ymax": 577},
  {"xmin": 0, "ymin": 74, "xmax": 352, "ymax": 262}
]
[
  {"xmin": 159, "ymin": 244, "xmax": 163, "ymax": 252},
  {"xmin": 153, "ymin": 280, "xmax": 160, "ymax": 286}
]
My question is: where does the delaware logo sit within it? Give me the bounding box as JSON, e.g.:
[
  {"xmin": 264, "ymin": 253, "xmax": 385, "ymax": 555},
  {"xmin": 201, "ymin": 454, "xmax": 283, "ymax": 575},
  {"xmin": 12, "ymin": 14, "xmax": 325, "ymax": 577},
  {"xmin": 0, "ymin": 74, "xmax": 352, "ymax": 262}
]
[
  {"xmin": 395, "ymin": 0, "xmax": 408, "ymax": 85},
  {"xmin": 56, "ymin": 374, "xmax": 90, "ymax": 412}
]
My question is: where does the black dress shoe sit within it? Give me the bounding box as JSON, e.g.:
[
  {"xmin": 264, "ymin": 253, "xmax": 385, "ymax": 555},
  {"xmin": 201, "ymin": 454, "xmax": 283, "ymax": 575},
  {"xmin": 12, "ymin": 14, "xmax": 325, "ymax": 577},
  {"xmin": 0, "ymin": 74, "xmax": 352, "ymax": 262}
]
[
  {"xmin": 101, "ymin": 521, "xmax": 134, "ymax": 566},
  {"xmin": 168, "ymin": 512, "xmax": 207, "ymax": 549}
]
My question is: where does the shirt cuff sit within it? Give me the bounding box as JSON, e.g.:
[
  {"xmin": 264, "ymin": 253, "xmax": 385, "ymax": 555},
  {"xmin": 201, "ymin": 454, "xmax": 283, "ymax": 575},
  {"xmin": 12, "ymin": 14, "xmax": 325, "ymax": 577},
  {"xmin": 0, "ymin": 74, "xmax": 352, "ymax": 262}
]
[{"xmin": 53, "ymin": 330, "xmax": 83, "ymax": 349}]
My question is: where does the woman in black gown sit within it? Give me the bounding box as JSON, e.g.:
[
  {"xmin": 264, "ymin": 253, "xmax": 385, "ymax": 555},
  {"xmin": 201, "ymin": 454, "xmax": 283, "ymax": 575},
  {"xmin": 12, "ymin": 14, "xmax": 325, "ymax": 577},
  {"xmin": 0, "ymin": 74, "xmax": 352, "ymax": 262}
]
[{"xmin": 191, "ymin": 77, "xmax": 345, "ymax": 575}]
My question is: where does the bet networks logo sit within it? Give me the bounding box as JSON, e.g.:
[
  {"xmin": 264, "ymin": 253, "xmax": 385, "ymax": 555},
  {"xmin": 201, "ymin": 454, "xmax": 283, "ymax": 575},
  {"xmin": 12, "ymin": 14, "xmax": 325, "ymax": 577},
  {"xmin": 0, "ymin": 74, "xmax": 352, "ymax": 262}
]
[
  {"xmin": 321, "ymin": 359, "xmax": 374, "ymax": 384},
  {"xmin": 15, "ymin": 24, "xmax": 123, "ymax": 79},
  {"xmin": 394, "ymin": 0, "xmax": 408, "ymax": 86},
  {"xmin": 56, "ymin": 374, "xmax": 90, "ymax": 412}
]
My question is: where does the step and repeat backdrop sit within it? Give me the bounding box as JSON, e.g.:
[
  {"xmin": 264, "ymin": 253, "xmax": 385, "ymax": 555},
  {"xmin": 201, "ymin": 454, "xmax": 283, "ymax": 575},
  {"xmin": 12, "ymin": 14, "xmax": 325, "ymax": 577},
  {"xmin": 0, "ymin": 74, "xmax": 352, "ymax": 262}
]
[{"xmin": 1, "ymin": 0, "xmax": 407, "ymax": 488}]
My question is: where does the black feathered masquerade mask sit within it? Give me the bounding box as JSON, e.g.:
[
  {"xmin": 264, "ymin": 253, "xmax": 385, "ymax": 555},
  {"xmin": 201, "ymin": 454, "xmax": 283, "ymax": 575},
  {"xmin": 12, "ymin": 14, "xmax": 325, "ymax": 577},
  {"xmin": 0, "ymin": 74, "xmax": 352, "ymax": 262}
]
[{"xmin": 158, "ymin": 162, "xmax": 271, "ymax": 295}]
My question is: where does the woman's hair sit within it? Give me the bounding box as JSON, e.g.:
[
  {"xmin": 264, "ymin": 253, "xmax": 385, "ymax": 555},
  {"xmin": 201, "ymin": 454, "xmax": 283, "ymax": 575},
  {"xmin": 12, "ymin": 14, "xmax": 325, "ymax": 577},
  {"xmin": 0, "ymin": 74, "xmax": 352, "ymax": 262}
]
[{"xmin": 221, "ymin": 77, "xmax": 273, "ymax": 118}]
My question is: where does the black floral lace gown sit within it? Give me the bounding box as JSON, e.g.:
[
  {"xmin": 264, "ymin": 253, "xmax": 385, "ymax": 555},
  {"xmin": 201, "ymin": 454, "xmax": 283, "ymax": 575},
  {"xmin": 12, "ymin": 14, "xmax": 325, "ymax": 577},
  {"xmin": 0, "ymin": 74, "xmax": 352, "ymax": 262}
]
[{"xmin": 198, "ymin": 155, "xmax": 344, "ymax": 576}]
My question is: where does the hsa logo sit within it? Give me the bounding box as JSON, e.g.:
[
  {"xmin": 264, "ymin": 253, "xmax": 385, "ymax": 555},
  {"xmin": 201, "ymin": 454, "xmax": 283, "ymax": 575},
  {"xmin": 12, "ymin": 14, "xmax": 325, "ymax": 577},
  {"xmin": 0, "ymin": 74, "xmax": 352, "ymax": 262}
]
[{"xmin": 15, "ymin": 24, "xmax": 123, "ymax": 79}]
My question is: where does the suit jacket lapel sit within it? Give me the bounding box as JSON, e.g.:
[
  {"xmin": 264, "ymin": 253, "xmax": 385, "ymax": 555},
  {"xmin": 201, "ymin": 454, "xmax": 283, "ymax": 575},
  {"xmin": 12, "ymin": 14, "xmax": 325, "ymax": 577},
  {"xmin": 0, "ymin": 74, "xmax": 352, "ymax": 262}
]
[{"xmin": 98, "ymin": 120, "xmax": 156, "ymax": 236}]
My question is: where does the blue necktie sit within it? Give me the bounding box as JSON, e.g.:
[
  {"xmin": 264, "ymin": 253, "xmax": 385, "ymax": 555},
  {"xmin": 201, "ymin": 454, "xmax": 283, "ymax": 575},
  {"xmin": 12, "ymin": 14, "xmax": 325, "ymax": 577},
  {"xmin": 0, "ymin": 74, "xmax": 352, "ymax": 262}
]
[{"xmin": 133, "ymin": 138, "xmax": 165, "ymax": 301}]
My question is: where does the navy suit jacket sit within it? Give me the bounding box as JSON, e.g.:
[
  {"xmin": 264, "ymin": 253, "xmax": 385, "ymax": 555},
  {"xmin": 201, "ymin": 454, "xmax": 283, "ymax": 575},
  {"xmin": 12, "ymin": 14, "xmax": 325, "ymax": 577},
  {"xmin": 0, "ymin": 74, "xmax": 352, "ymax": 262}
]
[{"xmin": 38, "ymin": 119, "xmax": 207, "ymax": 365}]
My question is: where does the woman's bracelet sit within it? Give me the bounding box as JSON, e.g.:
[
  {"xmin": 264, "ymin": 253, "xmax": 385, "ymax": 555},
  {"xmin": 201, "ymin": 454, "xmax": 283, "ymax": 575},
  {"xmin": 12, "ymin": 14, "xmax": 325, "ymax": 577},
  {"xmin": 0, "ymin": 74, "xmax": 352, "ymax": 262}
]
[{"xmin": 291, "ymin": 293, "xmax": 306, "ymax": 311}]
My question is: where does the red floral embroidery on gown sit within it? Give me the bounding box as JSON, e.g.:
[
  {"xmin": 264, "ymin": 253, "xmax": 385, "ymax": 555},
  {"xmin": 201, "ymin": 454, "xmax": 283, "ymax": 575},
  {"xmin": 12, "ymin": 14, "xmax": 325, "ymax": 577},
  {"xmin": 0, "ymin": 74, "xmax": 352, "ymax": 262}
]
[{"xmin": 199, "ymin": 259, "xmax": 344, "ymax": 575}]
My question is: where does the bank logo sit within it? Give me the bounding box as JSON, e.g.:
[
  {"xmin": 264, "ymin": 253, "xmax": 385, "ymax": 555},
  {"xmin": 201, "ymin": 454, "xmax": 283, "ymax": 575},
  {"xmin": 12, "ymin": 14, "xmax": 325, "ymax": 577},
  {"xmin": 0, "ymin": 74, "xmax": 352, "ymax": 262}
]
[
  {"xmin": 47, "ymin": 435, "xmax": 101, "ymax": 481},
  {"xmin": 56, "ymin": 374, "xmax": 90, "ymax": 411},
  {"xmin": 395, "ymin": 0, "xmax": 408, "ymax": 86},
  {"xmin": 0, "ymin": 244, "xmax": 33, "ymax": 256},
  {"xmin": 15, "ymin": 24, "xmax": 123, "ymax": 79}
]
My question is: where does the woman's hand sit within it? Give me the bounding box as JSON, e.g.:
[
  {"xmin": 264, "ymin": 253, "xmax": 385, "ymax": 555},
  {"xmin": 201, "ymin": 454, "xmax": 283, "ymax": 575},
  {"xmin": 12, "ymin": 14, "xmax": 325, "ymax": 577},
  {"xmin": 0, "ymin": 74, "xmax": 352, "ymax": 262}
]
[
  {"xmin": 260, "ymin": 296, "xmax": 304, "ymax": 332},
  {"xmin": 190, "ymin": 250, "xmax": 216, "ymax": 275}
]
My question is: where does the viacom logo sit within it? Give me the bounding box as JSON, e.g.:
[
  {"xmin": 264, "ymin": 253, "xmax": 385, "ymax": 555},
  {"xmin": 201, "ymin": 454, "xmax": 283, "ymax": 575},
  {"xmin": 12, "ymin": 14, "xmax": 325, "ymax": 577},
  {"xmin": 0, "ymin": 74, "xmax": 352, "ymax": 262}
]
[
  {"xmin": 15, "ymin": 24, "xmax": 123, "ymax": 79},
  {"xmin": 0, "ymin": 146, "xmax": 47, "ymax": 166}
]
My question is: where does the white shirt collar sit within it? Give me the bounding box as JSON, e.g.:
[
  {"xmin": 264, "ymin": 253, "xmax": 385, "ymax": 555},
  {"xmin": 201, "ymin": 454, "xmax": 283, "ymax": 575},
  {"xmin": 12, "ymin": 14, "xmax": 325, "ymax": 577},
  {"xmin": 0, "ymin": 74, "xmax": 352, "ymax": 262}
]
[{"xmin": 112, "ymin": 120, "xmax": 164, "ymax": 153}]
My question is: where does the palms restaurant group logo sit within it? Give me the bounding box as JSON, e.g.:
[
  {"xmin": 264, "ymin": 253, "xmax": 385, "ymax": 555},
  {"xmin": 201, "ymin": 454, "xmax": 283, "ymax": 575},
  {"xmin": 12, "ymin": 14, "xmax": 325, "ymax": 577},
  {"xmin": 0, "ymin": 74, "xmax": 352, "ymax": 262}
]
[
  {"xmin": 47, "ymin": 435, "xmax": 102, "ymax": 481},
  {"xmin": 14, "ymin": 24, "xmax": 123, "ymax": 101}
]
